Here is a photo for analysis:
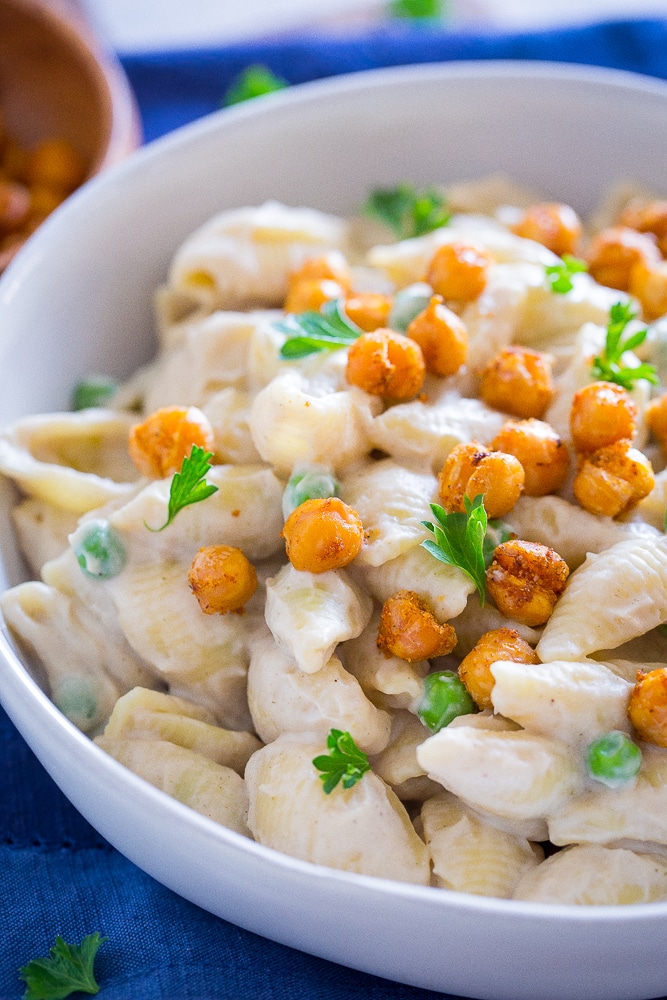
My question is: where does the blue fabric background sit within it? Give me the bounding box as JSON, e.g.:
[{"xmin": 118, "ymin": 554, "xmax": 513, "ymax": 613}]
[{"xmin": 3, "ymin": 17, "xmax": 667, "ymax": 1000}]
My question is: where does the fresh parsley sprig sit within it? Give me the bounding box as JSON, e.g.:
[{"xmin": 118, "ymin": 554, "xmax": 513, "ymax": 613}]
[
  {"xmin": 312, "ymin": 729, "xmax": 370, "ymax": 794},
  {"xmin": 19, "ymin": 933, "xmax": 107, "ymax": 1000},
  {"xmin": 224, "ymin": 64, "xmax": 287, "ymax": 106},
  {"xmin": 388, "ymin": 0, "xmax": 447, "ymax": 19},
  {"xmin": 276, "ymin": 298, "xmax": 362, "ymax": 360},
  {"xmin": 590, "ymin": 301, "xmax": 659, "ymax": 390},
  {"xmin": 421, "ymin": 495, "xmax": 488, "ymax": 603},
  {"xmin": 146, "ymin": 445, "xmax": 218, "ymax": 531},
  {"xmin": 362, "ymin": 183, "xmax": 451, "ymax": 240},
  {"xmin": 545, "ymin": 254, "xmax": 588, "ymax": 294}
]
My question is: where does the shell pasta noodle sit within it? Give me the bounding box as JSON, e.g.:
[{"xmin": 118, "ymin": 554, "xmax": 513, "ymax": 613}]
[{"xmin": 6, "ymin": 175, "xmax": 667, "ymax": 905}]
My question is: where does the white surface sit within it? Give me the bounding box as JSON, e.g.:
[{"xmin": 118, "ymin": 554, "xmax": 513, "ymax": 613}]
[
  {"xmin": 82, "ymin": 0, "xmax": 667, "ymax": 53},
  {"xmin": 2, "ymin": 61, "xmax": 667, "ymax": 1000}
]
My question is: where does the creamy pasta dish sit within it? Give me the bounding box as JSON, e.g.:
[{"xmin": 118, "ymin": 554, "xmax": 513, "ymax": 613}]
[{"xmin": 3, "ymin": 175, "xmax": 667, "ymax": 905}]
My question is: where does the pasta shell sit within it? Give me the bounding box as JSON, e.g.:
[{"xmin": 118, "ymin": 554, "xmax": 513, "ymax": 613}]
[{"xmin": 513, "ymin": 845, "xmax": 667, "ymax": 904}]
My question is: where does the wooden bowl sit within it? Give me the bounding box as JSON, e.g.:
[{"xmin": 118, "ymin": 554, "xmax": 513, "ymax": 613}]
[{"xmin": 0, "ymin": 0, "xmax": 141, "ymax": 182}]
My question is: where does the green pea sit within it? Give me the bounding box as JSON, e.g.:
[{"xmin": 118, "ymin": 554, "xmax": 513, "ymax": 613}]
[
  {"xmin": 71, "ymin": 375, "xmax": 117, "ymax": 410},
  {"xmin": 54, "ymin": 675, "xmax": 100, "ymax": 729},
  {"xmin": 418, "ymin": 669, "xmax": 477, "ymax": 733},
  {"xmin": 388, "ymin": 283, "xmax": 433, "ymax": 332},
  {"xmin": 282, "ymin": 468, "xmax": 340, "ymax": 519},
  {"xmin": 71, "ymin": 519, "xmax": 127, "ymax": 579},
  {"xmin": 586, "ymin": 730, "xmax": 642, "ymax": 788}
]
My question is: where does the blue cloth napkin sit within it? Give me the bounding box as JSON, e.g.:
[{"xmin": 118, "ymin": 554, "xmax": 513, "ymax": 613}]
[{"xmin": 3, "ymin": 17, "xmax": 667, "ymax": 1000}]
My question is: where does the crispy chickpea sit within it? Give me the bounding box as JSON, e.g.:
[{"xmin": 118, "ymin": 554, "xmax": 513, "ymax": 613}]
[
  {"xmin": 570, "ymin": 381, "xmax": 637, "ymax": 453},
  {"xmin": 437, "ymin": 441, "xmax": 524, "ymax": 518},
  {"xmin": 25, "ymin": 138, "xmax": 85, "ymax": 193},
  {"xmin": 491, "ymin": 418, "xmax": 570, "ymax": 496},
  {"xmin": 572, "ymin": 439, "xmax": 655, "ymax": 518},
  {"xmin": 645, "ymin": 394, "xmax": 667, "ymax": 454},
  {"xmin": 287, "ymin": 251, "xmax": 352, "ymax": 293},
  {"xmin": 128, "ymin": 406, "xmax": 216, "ymax": 479},
  {"xmin": 188, "ymin": 545, "xmax": 257, "ymax": 614},
  {"xmin": 586, "ymin": 226, "xmax": 661, "ymax": 291},
  {"xmin": 458, "ymin": 627, "xmax": 540, "ymax": 710},
  {"xmin": 377, "ymin": 589, "xmax": 457, "ymax": 662},
  {"xmin": 511, "ymin": 201, "xmax": 582, "ymax": 256},
  {"xmin": 628, "ymin": 667, "xmax": 667, "ymax": 748},
  {"xmin": 283, "ymin": 277, "xmax": 346, "ymax": 315},
  {"xmin": 345, "ymin": 328, "xmax": 425, "ymax": 401},
  {"xmin": 425, "ymin": 241, "xmax": 492, "ymax": 302},
  {"xmin": 479, "ymin": 346, "xmax": 554, "ymax": 419},
  {"xmin": 628, "ymin": 258, "xmax": 667, "ymax": 321},
  {"xmin": 343, "ymin": 292, "xmax": 393, "ymax": 332},
  {"xmin": 282, "ymin": 496, "xmax": 364, "ymax": 573},
  {"xmin": 486, "ymin": 539, "xmax": 570, "ymax": 627},
  {"xmin": 618, "ymin": 198, "xmax": 667, "ymax": 256},
  {"xmin": 406, "ymin": 295, "xmax": 468, "ymax": 376}
]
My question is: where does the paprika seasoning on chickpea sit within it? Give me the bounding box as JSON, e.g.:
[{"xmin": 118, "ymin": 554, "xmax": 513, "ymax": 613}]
[
  {"xmin": 491, "ymin": 419, "xmax": 569, "ymax": 497},
  {"xmin": 189, "ymin": 545, "xmax": 257, "ymax": 614},
  {"xmin": 282, "ymin": 496, "xmax": 364, "ymax": 573},
  {"xmin": 345, "ymin": 328, "xmax": 425, "ymax": 401},
  {"xmin": 485, "ymin": 539, "xmax": 569, "ymax": 628},
  {"xmin": 572, "ymin": 439, "xmax": 655, "ymax": 518},
  {"xmin": 479, "ymin": 346, "xmax": 554, "ymax": 420},
  {"xmin": 437, "ymin": 440, "xmax": 524, "ymax": 519},
  {"xmin": 511, "ymin": 201, "xmax": 582, "ymax": 256},
  {"xmin": 628, "ymin": 667, "xmax": 667, "ymax": 748},
  {"xmin": 129, "ymin": 406, "xmax": 216, "ymax": 479},
  {"xmin": 406, "ymin": 295, "xmax": 468, "ymax": 377},
  {"xmin": 377, "ymin": 590, "xmax": 457, "ymax": 662},
  {"xmin": 569, "ymin": 381, "xmax": 637, "ymax": 453},
  {"xmin": 458, "ymin": 628, "xmax": 540, "ymax": 711},
  {"xmin": 425, "ymin": 241, "xmax": 492, "ymax": 302}
]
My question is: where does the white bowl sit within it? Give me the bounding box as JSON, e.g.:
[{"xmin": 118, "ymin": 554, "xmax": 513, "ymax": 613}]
[{"xmin": 1, "ymin": 61, "xmax": 667, "ymax": 1000}]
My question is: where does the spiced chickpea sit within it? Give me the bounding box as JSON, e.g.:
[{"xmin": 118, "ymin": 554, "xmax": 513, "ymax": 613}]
[
  {"xmin": 346, "ymin": 328, "xmax": 425, "ymax": 401},
  {"xmin": 188, "ymin": 545, "xmax": 257, "ymax": 614},
  {"xmin": 491, "ymin": 418, "xmax": 569, "ymax": 496},
  {"xmin": 283, "ymin": 277, "xmax": 346, "ymax": 315},
  {"xmin": 618, "ymin": 198, "xmax": 667, "ymax": 256},
  {"xmin": 406, "ymin": 295, "xmax": 468, "ymax": 377},
  {"xmin": 425, "ymin": 241, "xmax": 492, "ymax": 302},
  {"xmin": 377, "ymin": 590, "xmax": 457, "ymax": 662},
  {"xmin": 287, "ymin": 251, "xmax": 352, "ymax": 293},
  {"xmin": 437, "ymin": 441, "xmax": 524, "ymax": 519},
  {"xmin": 569, "ymin": 381, "xmax": 637, "ymax": 453},
  {"xmin": 128, "ymin": 406, "xmax": 216, "ymax": 479},
  {"xmin": 25, "ymin": 138, "xmax": 86, "ymax": 193},
  {"xmin": 486, "ymin": 539, "xmax": 569, "ymax": 628},
  {"xmin": 343, "ymin": 292, "xmax": 393, "ymax": 332},
  {"xmin": 628, "ymin": 258, "xmax": 667, "ymax": 321},
  {"xmin": 511, "ymin": 202, "xmax": 582, "ymax": 256},
  {"xmin": 572, "ymin": 439, "xmax": 655, "ymax": 518},
  {"xmin": 586, "ymin": 226, "xmax": 661, "ymax": 291},
  {"xmin": 282, "ymin": 496, "xmax": 364, "ymax": 573},
  {"xmin": 628, "ymin": 667, "xmax": 667, "ymax": 748},
  {"xmin": 479, "ymin": 346, "xmax": 554, "ymax": 420},
  {"xmin": 458, "ymin": 627, "xmax": 540, "ymax": 710}
]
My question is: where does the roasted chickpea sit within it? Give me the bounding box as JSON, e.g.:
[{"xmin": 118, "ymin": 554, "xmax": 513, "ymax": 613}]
[
  {"xmin": 645, "ymin": 394, "xmax": 667, "ymax": 454},
  {"xmin": 345, "ymin": 328, "xmax": 425, "ymax": 401},
  {"xmin": 569, "ymin": 381, "xmax": 637, "ymax": 453},
  {"xmin": 287, "ymin": 251, "xmax": 352, "ymax": 293},
  {"xmin": 406, "ymin": 295, "xmax": 468, "ymax": 376},
  {"xmin": 486, "ymin": 539, "xmax": 570, "ymax": 627},
  {"xmin": 618, "ymin": 198, "xmax": 667, "ymax": 256},
  {"xmin": 628, "ymin": 667, "xmax": 667, "ymax": 748},
  {"xmin": 479, "ymin": 346, "xmax": 554, "ymax": 419},
  {"xmin": 628, "ymin": 258, "xmax": 667, "ymax": 321},
  {"xmin": 25, "ymin": 137, "xmax": 85, "ymax": 193},
  {"xmin": 128, "ymin": 406, "xmax": 216, "ymax": 479},
  {"xmin": 425, "ymin": 241, "xmax": 492, "ymax": 301},
  {"xmin": 188, "ymin": 545, "xmax": 257, "ymax": 614},
  {"xmin": 572, "ymin": 439, "xmax": 655, "ymax": 518},
  {"xmin": 377, "ymin": 590, "xmax": 457, "ymax": 662},
  {"xmin": 586, "ymin": 226, "xmax": 661, "ymax": 291},
  {"xmin": 458, "ymin": 627, "xmax": 540, "ymax": 710},
  {"xmin": 282, "ymin": 496, "xmax": 364, "ymax": 573},
  {"xmin": 343, "ymin": 292, "xmax": 393, "ymax": 332},
  {"xmin": 491, "ymin": 418, "xmax": 569, "ymax": 496},
  {"xmin": 283, "ymin": 277, "xmax": 346, "ymax": 315},
  {"xmin": 511, "ymin": 201, "xmax": 582, "ymax": 256},
  {"xmin": 437, "ymin": 441, "xmax": 524, "ymax": 518}
]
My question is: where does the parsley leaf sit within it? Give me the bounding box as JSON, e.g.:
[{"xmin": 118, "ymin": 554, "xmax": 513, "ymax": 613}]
[
  {"xmin": 421, "ymin": 495, "xmax": 488, "ymax": 603},
  {"xmin": 590, "ymin": 301, "xmax": 659, "ymax": 390},
  {"xmin": 276, "ymin": 299, "xmax": 362, "ymax": 359},
  {"xmin": 545, "ymin": 254, "xmax": 588, "ymax": 294},
  {"xmin": 19, "ymin": 933, "xmax": 106, "ymax": 1000},
  {"xmin": 71, "ymin": 375, "xmax": 117, "ymax": 411},
  {"xmin": 146, "ymin": 445, "xmax": 218, "ymax": 531},
  {"xmin": 388, "ymin": 0, "xmax": 447, "ymax": 20},
  {"xmin": 224, "ymin": 65, "xmax": 287, "ymax": 106},
  {"xmin": 312, "ymin": 729, "xmax": 370, "ymax": 794},
  {"xmin": 362, "ymin": 183, "xmax": 451, "ymax": 240}
]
